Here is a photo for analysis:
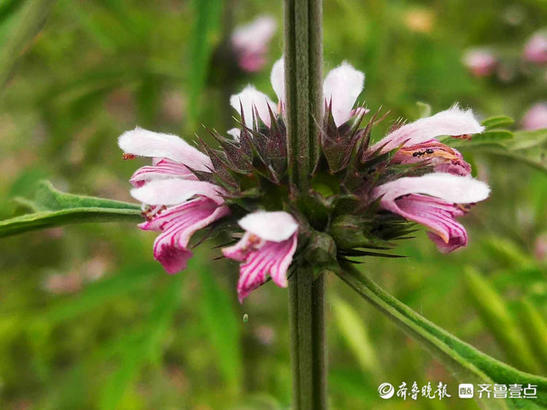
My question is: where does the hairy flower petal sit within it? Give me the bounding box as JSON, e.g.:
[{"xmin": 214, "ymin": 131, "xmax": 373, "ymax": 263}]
[
  {"xmin": 147, "ymin": 198, "xmax": 230, "ymax": 273},
  {"xmin": 118, "ymin": 127, "xmax": 212, "ymax": 172},
  {"xmin": 131, "ymin": 179, "xmax": 225, "ymax": 206},
  {"xmin": 270, "ymin": 57, "xmax": 285, "ymax": 104},
  {"xmin": 374, "ymin": 173, "xmax": 490, "ymax": 204},
  {"xmin": 392, "ymin": 140, "xmax": 471, "ymax": 176},
  {"xmin": 370, "ymin": 106, "xmax": 484, "ymax": 153},
  {"xmin": 238, "ymin": 211, "xmax": 298, "ymax": 242},
  {"xmin": 230, "ymin": 85, "xmax": 276, "ymax": 127},
  {"xmin": 231, "ymin": 16, "xmax": 276, "ymax": 72},
  {"xmin": 222, "ymin": 211, "xmax": 299, "ymax": 301},
  {"xmin": 130, "ymin": 158, "xmax": 197, "ymax": 187},
  {"xmin": 323, "ymin": 61, "xmax": 365, "ymax": 126}
]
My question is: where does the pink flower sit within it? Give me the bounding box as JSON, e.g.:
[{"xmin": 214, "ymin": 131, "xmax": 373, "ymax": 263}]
[
  {"xmin": 230, "ymin": 58, "xmax": 366, "ymax": 128},
  {"xmin": 222, "ymin": 211, "xmax": 299, "ymax": 301},
  {"xmin": 369, "ymin": 106, "xmax": 483, "ymax": 176},
  {"xmin": 373, "ymin": 173, "xmax": 490, "ymax": 253},
  {"xmin": 522, "ymin": 103, "xmax": 547, "ymax": 130},
  {"xmin": 231, "ymin": 16, "xmax": 277, "ymax": 72},
  {"xmin": 523, "ymin": 31, "xmax": 547, "ymax": 64},
  {"xmin": 119, "ymin": 127, "xmax": 229, "ymax": 273},
  {"xmin": 462, "ymin": 49, "xmax": 497, "ymax": 77}
]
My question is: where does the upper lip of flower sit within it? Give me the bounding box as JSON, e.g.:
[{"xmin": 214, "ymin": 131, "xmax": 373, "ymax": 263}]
[
  {"xmin": 369, "ymin": 105, "xmax": 484, "ymax": 154},
  {"xmin": 231, "ymin": 57, "xmax": 366, "ymax": 128},
  {"xmin": 374, "ymin": 172, "xmax": 490, "ymax": 205},
  {"xmin": 118, "ymin": 126, "xmax": 213, "ymax": 172}
]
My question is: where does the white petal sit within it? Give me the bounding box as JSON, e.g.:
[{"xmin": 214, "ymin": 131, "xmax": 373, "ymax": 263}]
[
  {"xmin": 323, "ymin": 62, "xmax": 365, "ymax": 126},
  {"xmin": 118, "ymin": 127, "xmax": 212, "ymax": 172},
  {"xmin": 230, "ymin": 86, "xmax": 275, "ymax": 127},
  {"xmin": 270, "ymin": 57, "xmax": 285, "ymax": 103},
  {"xmin": 372, "ymin": 105, "xmax": 484, "ymax": 153},
  {"xmin": 131, "ymin": 179, "xmax": 225, "ymax": 205},
  {"xmin": 375, "ymin": 173, "xmax": 490, "ymax": 204},
  {"xmin": 238, "ymin": 211, "xmax": 298, "ymax": 242},
  {"xmin": 227, "ymin": 128, "xmax": 241, "ymax": 141}
]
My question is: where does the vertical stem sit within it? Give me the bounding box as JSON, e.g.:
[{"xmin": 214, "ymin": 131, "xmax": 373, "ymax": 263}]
[
  {"xmin": 284, "ymin": 0, "xmax": 323, "ymax": 190},
  {"xmin": 284, "ymin": 0, "xmax": 325, "ymax": 407},
  {"xmin": 289, "ymin": 269, "xmax": 327, "ymax": 409}
]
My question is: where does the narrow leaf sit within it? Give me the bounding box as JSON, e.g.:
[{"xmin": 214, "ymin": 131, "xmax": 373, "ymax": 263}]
[
  {"xmin": 188, "ymin": 0, "xmax": 222, "ymax": 125},
  {"xmin": 482, "ymin": 116, "xmax": 515, "ymax": 130},
  {"xmin": 336, "ymin": 264, "xmax": 547, "ymax": 409},
  {"xmin": 0, "ymin": 0, "xmax": 56, "ymax": 91},
  {"xmin": 0, "ymin": 181, "xmax": 141, "ymax": 237},
  {"xmin": 332, "ymin": 296, "xmax": 380, "ymax": 375},
  {"xmin": 463, "ymin": 267, "xmax": 539, "ymax": 373}
]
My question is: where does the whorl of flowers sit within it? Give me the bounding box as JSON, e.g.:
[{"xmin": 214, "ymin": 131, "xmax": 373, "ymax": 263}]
[{"xmin": 119, "ymin": 58, "xmax": 490, "ymax": 301}]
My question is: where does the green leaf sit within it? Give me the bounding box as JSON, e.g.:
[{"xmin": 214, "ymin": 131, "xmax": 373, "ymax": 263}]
[
  {"xmin": 470, "ymin": 148, "xmax": 547, "ymax": 174},
  {"xmin": 336, "ymin": 264, "xmax": 547, "ymax": 409},
  {"xmin": 482, "ymin": 116, "xmax": 515, "ymax": 130},
  {"xmin": 331, "ymin": 296, "xmax": 379, "ymax": 375},
  {"xmin": 509, "ymin": 129, "xmax": 547, "ymax": 151},
  {"xmin": 188, "ymin": 0, "xmax": 222, "ymax": 125},
  {"xmin": 197, "ymin": 251, "xmax": 242, "ymax": 393},
  {"xmin": 0, "ymin": 181, "xmax": 141, "ymax": 237},
  {"xmin": 0, "ymin": 0, "xmax": 57, "ymax": 91},
  {"xmin": 452, "ymin": 130, "xmax": 513, "ymax": 148},
  {"xmin": 516, "ymin": 299, "xmax": 547, "ymax": 372},
  {"xmin": 463, "ymin": 267, "xmax": 539, "ymax": 374}
]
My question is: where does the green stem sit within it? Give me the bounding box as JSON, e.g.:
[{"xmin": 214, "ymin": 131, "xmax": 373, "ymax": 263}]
[
  {"xmin": 289, "ymin": 268, "xmax": 327, "ymax": 410},
  {"xmin": 284, "ymin": 0, "xmax": 325, "ymax": 407},
  {"xmin": 284, "ymin": 0, "xmax": 323, "ymax": 190}
]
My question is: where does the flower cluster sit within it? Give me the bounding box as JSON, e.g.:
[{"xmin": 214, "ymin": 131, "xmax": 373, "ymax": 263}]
[{"xmin": 119, "ymin": 58, "xmax": 490, "ymax": 301}]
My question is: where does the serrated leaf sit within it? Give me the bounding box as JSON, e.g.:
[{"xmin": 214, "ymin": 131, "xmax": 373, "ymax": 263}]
[
  {"xmin": 336, "ymin": 264, "xmax": 547, "ymax": 409},
  {"xmin": 482, "ymin": 116, "xmax": 515, "ymax": 130},
  {"xmin": 0, "ymin": 181, "xmax": 141, "ymax": 237}
]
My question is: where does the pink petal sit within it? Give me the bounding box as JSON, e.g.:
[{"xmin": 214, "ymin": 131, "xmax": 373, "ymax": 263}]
[
  {"xmin": 323, "ymin": 62, "xmax": 365, "ymax": 126},
  {"xmin": 118, "ymin": 127, "xmax": 213, "ymax": 172},
  {"xmin": 392, "ymin": 140, "xmax": 471, "ymax": 176},
  {"xmin": 523, "ymin": 31, "xmax": 547, "ymax": 64},
  {"xmin": 392, "ymin": 194, "xmax": 467, "ymax": 246},
  {"xmin": 370, "ymin": 106, "xmax": 484, "ymax": 153},
  {"xmin": 149, "ymin": 198, "xmax": 230, "ymax": 273},
  {"xmin": 234, "ymin": 233, "xmax": 297, "ymax": 302},
  {"xmin": 222, "ymin": 232, "xmax": 265, "ymax": 262},
  {"xmin": 131, "ymin": 179, "xmax": 225, "ymax": 206},
  {"xmin": 130, "ymin": 158, "xmax": 197, "ymax": 187},
  {"xmin": 231, "ymin": 16, "xmax": 276, "ymax": 55},
  {"xmin": 522, "ymin": 103, "xmax": 547, "ymax": 131}
]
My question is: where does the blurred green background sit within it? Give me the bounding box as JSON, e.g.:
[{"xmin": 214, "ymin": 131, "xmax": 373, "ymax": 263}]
[{"xmin": 0, "ymin": 0, "xmax": 545, "ymax": 409}]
